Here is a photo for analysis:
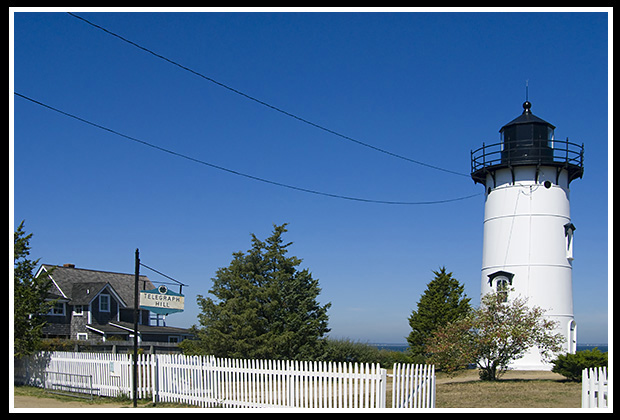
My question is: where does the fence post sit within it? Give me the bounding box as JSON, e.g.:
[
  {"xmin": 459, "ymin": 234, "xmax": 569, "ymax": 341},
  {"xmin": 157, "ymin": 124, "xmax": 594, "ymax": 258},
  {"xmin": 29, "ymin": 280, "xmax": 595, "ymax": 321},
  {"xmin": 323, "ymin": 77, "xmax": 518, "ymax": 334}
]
[
  {"xmin": 582, "ymin": 368, "xmax": 588, "ymax": 407},
  {"xmin": 378, "ymin": 366, "xmax": 387, "ymax": 408},
  {"xmin": 150, "ymin": 354, "xmax": 157, "ymax": 405},
  {"xmin": 589, "ymin": 367, "xmax": 597, "ymax": 407},
  {"xmin": 582, "ymin": 366, "xmax": 608, "ymax": 408},
  {"xmin": 429, "ymin": 364, "xmax": 436, "ymax": 408}
]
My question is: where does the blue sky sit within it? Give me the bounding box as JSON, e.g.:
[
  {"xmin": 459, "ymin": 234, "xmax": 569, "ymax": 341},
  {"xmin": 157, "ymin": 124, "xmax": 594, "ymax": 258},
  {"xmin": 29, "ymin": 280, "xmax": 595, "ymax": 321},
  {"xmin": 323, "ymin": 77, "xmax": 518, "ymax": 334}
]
[{"xmin": 11, "ymin": 9, "xmax": 610, "ymax": 344}]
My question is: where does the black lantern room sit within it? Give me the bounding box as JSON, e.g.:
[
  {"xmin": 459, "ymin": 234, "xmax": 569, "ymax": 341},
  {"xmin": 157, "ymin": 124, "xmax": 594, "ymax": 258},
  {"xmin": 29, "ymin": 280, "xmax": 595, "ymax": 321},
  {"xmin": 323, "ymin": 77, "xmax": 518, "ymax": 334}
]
[{"xmin": 500, "ymin": 100, "xmax": 555, "ymax": 165}]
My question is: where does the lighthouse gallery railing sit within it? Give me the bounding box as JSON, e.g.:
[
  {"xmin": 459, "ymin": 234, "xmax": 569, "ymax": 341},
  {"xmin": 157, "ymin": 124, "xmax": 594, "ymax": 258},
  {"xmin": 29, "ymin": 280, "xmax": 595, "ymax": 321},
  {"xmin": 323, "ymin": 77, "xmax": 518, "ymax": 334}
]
[{"xmin": 470, "ymin": 137, "xmax": 584, "ymax": 184}]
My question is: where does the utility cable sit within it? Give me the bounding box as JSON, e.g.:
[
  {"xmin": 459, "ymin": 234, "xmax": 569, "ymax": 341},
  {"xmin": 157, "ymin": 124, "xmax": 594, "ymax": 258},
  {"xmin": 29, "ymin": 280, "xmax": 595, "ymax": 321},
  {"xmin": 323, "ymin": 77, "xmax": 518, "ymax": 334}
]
[
  {"xmin": 67, "ymin": 12, "xmax": 470, "ymax": 178},
  {"xmin": 14, "ymin": 92, "xmax": 481, "ymax": 205},
  {"xmin": 140, "ymin": 262, "xmax": 187, "ymax": 287}
]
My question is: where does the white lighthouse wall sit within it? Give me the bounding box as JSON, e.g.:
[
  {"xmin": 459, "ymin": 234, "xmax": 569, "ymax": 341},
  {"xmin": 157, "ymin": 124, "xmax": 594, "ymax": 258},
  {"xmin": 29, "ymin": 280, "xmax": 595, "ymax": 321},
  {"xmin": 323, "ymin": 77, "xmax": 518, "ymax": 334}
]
[{"xmin": 480, "ymin": 166, "xmax": 575, "ymax": 369}]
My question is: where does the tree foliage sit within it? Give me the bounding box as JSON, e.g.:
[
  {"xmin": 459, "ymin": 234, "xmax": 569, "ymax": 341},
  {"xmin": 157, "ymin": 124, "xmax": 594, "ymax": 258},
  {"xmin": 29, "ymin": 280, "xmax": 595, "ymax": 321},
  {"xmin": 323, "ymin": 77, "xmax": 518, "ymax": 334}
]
[
  {"xmin": 427, "ymin": 290, "xmax": 565, "ymax": 380},
  {"xmin": 13, "ymin": 221, "xmax": 54, "ymax": 358},
  {"xmin": 424, "ymin": 315, "xmax": 476, "ymax": 375},
  {"xmin": 181, "ymin": 224, "xmax": 331, "ymax": 360},
  {"xmin": 406, "ymin": 267, "xmax": 471, "ymax": 361}
]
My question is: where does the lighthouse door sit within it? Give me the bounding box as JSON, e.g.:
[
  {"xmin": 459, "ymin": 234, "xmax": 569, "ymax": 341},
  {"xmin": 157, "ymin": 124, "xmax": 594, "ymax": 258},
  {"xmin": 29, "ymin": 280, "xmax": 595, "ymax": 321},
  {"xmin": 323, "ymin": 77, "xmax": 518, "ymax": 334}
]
[{"xmin": 568, "ymin": 320, "xmax": 577, "ymax": 353}]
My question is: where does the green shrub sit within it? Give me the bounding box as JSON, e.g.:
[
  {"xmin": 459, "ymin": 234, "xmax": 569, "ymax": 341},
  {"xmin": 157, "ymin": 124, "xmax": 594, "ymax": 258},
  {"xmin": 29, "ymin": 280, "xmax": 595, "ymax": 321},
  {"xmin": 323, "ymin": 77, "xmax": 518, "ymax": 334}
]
[
  {"xmin": 322, "ymin": 338, "xmax": 380, "ymax": 364},
  {"xmin": 39, "ymin": 338, "xmax": 78, "ymax": 352},
  {"xmin": 322, "ymin": 339, "xmax": 415, "ymax": 368},
  {"xmin": 382, "ymin": 349, "xmax": 414, "ymax": 367},
  {"xmin": 551, "ymin": 348, "xmax": 608, "ymax": 381}
]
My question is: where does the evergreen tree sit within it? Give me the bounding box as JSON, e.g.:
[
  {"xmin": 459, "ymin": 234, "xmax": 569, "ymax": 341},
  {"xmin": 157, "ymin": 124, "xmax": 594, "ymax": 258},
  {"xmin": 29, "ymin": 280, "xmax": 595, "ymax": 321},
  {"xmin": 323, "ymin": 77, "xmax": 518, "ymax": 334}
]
[
  {"xmin": 182, "ymin": 224, "xmax": 331, "ymax": 360},
  {"xmin": 406, "ymin": 267, "xmax": 471, "ymax": 361},
  {"xmin": 13, "ymin": 221, "xmax": 54, "ymax": 358}
]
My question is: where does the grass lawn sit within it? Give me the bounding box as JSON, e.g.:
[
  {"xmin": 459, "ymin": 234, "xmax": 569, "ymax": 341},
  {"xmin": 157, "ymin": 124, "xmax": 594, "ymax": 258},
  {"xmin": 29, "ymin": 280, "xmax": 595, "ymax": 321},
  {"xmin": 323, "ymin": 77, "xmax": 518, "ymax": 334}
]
[
  {"xmin": 15, "ymin": 369, "xmax": 583, "ymax": 409},
  {"xmin": 434, "ymin": 369, "xmax": 582, "ymax": 408}
]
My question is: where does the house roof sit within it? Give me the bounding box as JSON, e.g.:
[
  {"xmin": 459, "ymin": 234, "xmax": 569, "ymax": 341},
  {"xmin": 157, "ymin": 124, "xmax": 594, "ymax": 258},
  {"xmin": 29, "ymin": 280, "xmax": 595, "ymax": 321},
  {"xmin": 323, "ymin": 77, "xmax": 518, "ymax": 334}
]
[
  {"xmin": 40, "ymin": 264, "xmax": 154, "ymax": 309},
  {"xmin": 70, "ymin": 282, "xmax": 120, "ymax": 306}
]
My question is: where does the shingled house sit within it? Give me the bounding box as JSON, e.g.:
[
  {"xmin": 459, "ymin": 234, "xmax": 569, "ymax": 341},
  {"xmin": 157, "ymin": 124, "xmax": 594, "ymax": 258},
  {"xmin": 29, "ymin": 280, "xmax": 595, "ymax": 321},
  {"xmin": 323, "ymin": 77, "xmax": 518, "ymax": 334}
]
[{"xmin": 37, "ymin": 263, "xmax": 192, "ymax": 345}]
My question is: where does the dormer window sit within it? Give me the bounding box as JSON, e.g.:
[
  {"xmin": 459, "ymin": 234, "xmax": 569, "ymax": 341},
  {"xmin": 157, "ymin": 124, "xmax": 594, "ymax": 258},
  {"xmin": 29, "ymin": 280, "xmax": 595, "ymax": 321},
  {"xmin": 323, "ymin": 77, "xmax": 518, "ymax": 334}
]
[
  {"xmin": 496, "ymin": 277, "xmax": 510, "ymax": 302},
  {"xmin": 100, "ymin": 294, "xmax": 111, "ymax": 312},
  {"xmin": 487, "ymin": 270, "xmax": 515, "ymax": 303}
]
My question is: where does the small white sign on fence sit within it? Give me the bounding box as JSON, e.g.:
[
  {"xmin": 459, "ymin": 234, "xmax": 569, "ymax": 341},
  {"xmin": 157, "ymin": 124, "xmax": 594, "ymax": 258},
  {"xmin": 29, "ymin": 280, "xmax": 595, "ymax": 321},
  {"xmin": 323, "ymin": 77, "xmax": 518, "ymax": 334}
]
[{"xmin": 109, "ymin": 361, "xmax": 121, "ymax": 377}]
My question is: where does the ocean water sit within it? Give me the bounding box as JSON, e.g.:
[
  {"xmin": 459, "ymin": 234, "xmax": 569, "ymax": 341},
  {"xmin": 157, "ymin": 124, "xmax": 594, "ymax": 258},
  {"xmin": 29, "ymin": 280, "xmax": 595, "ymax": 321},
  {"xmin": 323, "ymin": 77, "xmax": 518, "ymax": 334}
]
[
  {"xmin": 575, "ymin": 344, "xmax": 609, "ymax": 353},
  {"xmin": 371, "ymin": 343, "xmax": 608, "ymax": 353}
]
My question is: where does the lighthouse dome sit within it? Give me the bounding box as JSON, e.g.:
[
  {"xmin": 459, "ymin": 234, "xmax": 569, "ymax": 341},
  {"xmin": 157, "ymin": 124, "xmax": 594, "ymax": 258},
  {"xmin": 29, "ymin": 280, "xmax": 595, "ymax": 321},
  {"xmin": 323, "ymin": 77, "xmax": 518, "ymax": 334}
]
[{"xmin": 500, "ymin": 101, "xmax": 556, "ymax": 130}]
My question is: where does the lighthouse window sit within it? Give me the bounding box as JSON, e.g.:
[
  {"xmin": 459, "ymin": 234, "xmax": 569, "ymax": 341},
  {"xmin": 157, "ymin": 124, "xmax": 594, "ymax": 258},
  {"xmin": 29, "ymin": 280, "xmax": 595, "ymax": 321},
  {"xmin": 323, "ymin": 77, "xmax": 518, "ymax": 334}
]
[
  {"xmin": 548, "ymin": 127, "xmax": 555, "ymax": 148},
  {"xmin": 487, "ymin": 271, "xmax": 514, "ymax": 303},
  {"xmin": 496, "ymin": 276, "xmax": 510, "ymax": 302},
  {"xmin": 564, "ymin": 223, "xmax": 576, "ymax": 261}
]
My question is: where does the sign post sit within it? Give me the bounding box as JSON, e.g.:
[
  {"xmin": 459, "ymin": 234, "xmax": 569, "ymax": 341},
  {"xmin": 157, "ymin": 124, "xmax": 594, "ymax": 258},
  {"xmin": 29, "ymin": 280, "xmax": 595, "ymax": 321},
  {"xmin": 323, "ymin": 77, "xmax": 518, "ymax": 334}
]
[
  {"xmin": 133, "ymin": 248, "xmax": 139, "ymax": 408},
  {"xmin": 131, "ymin": 253, "xmax": 186, "ymax": 408}
]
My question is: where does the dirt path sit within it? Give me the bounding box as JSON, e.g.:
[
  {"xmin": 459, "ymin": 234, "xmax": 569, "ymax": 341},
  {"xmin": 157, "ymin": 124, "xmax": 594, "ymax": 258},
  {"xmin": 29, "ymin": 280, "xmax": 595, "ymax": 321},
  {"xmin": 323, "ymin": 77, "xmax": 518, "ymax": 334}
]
[
  {"xmin": 13, "ymin": 394, "xmax": 131, "ymax": 409},
  {"xmin": 12, "ymin": 390, "xmax": 153, "ymax": 410}
]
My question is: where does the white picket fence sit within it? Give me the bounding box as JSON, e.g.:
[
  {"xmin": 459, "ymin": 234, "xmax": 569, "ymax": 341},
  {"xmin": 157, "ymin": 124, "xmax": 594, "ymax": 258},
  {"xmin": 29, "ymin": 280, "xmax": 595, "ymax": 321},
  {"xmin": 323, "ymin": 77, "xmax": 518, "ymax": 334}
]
[
  {"xmin": 14, "ymin": 351, "xmax": 152, "ymax": 399},
  {"xmin": 157, "ymin": 355, "xmax": 387, "ymax": 408},
  {"xmin": 582, "ymin": 366, "xmax": 608, "ymax": 408},
  {"xmin": 14, "ymin": 351, "xmax": 436, "ymax": 409},
  {"xmin": 391, "ymin": 363, "xmax": 435, "ymax": 408}
]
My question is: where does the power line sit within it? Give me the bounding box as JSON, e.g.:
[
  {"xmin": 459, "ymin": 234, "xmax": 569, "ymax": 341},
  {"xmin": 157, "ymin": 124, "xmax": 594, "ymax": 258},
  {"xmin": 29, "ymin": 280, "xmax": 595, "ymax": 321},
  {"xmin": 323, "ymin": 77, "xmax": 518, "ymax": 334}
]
[
  {"xmin": 14, "ymin": 92, "xmax": 481, "ymax": 205},
  {"xmin": 66, "ymin": 12, "xmax": 470, "ymax": 178}
]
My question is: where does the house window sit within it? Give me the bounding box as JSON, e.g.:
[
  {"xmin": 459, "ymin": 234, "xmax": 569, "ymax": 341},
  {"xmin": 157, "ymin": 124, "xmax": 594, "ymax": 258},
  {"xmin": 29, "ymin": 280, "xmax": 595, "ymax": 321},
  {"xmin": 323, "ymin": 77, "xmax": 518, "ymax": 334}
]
[
  {"xmin": 100, "ymin": 294, "xmax": 111, "ymax": 312},
  {"xmin": 49, "ymin": 302, "xmax": 65, "ymax": 316},
  {"xmin": 77, "ymin": 333, "xmax": 88, "ymax": 341},
  {"xmin": 150, "ymin": 313, "xmax": 166, "ymax": 327}
]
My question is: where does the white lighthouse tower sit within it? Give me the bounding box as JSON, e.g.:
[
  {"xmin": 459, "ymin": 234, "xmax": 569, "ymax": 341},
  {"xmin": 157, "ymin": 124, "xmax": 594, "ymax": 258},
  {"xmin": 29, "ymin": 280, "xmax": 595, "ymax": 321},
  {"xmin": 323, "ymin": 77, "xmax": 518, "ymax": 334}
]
[{"xmin": 471, "ymin": 100, "xmax": 584, "ymax": 370}]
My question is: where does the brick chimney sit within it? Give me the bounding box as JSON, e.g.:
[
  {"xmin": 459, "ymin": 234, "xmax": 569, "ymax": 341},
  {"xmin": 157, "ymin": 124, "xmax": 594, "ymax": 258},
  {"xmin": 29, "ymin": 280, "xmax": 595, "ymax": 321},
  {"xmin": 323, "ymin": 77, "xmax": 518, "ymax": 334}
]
[{"xmin": 63, "ymin": 263, "xmax": 75, "ymax": 268}]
